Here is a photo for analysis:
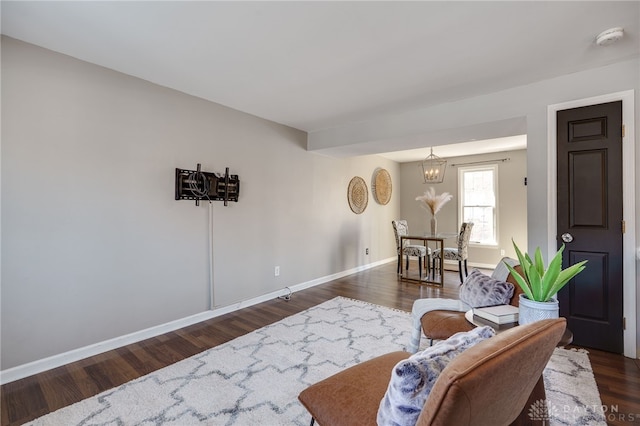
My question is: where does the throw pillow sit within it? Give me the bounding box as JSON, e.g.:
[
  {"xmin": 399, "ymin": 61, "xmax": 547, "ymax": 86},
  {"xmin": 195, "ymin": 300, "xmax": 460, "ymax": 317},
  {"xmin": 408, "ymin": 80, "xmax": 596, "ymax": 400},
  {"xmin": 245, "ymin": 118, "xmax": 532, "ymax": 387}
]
[
  {"xmin": 377, "ymin": 326, "xmax": 495, "ymax": 426},
  {"xmin": 459, "ymin": 269, "xmax": 514, "ymax": 308}
]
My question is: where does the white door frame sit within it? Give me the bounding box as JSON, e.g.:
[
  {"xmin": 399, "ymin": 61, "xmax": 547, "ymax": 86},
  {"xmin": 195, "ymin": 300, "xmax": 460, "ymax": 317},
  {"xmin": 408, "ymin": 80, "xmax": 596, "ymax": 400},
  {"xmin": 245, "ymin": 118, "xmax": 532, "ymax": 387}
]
[{"xmin": 547, "ymin": 90, "xmax": 636, "ymax": 358}]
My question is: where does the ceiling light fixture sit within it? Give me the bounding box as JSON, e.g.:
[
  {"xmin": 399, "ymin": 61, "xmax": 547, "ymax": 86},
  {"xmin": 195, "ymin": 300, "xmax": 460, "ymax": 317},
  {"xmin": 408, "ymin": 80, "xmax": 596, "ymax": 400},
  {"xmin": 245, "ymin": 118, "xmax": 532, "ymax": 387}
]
[
  {"xmin": 421, "ymin": 147, "xmax": 447, "ymax": 184},
  {"xmin": 596, "ymin": 27, "xmax": 624, "ymax": 46}
]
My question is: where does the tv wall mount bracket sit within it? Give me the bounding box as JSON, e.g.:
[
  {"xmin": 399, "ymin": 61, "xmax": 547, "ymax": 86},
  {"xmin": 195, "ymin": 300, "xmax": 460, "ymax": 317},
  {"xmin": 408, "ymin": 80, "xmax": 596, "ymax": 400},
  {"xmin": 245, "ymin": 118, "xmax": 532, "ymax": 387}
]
[{"xmin": 175, "ymin": 163, "xmax": 240, "ymax": 206}]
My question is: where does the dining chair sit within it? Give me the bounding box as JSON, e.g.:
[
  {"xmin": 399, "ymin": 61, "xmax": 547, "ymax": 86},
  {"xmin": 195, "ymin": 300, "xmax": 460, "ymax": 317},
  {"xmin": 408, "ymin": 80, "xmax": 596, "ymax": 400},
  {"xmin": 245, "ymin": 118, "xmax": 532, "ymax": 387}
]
[
  {"xmin": 432, "ymin": 222, "xmax": 474, "ymax": 283},
  {"xmin": 392, "ymin": 220, "xmax": 430, "ymax": 279}
]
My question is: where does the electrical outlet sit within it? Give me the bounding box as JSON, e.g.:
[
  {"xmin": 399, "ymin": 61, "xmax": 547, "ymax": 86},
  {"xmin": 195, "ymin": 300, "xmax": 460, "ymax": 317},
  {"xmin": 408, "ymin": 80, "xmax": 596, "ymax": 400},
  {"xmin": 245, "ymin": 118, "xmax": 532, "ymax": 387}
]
[
  {"xmin": 366, "ymin": 248, "xmax": 369, "ymax": 255},
  {"xmin": 500, "ymin": 249, "xmax": 506, "ymax": 256},
  {"xmin": 274, "ymin": 266, "xmax": 280, "ymax": 276}
]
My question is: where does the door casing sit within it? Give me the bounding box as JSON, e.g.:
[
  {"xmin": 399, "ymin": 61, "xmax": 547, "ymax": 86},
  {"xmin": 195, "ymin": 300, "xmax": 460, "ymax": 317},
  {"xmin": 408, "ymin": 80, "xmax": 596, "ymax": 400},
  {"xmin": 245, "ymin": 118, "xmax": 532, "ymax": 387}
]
[{"xmin": 547, "ymin": 90, "xmax": 636, "ymax": 359}]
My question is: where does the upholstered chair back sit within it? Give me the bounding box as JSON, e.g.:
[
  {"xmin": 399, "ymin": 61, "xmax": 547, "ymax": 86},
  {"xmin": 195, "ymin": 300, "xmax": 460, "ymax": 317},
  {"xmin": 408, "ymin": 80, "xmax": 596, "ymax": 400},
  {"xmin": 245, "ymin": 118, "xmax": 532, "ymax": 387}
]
[
  {"xmin": 456, "ymin": 222, "xmax": 474, "ymax": 259},
  {"xmin": 416, "ymin": 318, "xmax": 566, "ymax": 426},
  {"xmin": 504, "ymin": 264, "xmax": 525, "ymax": 307},
  {"xmin": 392, "ymin": 220, "xmax": 409, "ymax": 253}
]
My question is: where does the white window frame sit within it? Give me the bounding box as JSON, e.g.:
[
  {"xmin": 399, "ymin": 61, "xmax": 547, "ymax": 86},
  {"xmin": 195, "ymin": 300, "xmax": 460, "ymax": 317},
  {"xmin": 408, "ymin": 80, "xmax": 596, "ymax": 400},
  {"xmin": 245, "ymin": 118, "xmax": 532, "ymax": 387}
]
[{"xmin": 458, "ymin": 164, "xmax": 499, "ymax": 247}]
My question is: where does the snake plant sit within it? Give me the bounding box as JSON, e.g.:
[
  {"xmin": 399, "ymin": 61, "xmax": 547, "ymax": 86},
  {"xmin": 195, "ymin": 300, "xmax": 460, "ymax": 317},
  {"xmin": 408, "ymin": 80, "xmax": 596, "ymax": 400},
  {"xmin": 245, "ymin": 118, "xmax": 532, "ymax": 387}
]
[{"xmin": 504, "ymin": 240, "xmax": 588, "ymax": 303}]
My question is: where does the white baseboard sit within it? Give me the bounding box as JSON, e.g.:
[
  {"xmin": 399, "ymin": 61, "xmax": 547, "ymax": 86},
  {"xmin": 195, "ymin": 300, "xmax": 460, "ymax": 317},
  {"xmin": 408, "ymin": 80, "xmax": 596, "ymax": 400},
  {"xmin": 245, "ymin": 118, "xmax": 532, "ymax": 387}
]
[
  {"xmin": 468, "ymin": 261, "xmax": 498, "ymax": 270},
  {"xmin": 442, "ymin": 259, "xmax": 497, "ymax": 270},
  {"xmin": 0, "ymin": 257, "xmax": 395, "ymax": 385}
]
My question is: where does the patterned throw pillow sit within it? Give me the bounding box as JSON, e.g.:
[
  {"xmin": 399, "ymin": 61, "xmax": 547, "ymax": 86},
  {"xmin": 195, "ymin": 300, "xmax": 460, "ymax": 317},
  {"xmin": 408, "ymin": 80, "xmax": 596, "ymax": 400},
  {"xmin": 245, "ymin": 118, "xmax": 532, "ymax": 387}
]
[
  {"xmin": 377, "ymin": 326, "xmax": 495, "ymax": 426},
  {"xmin": 459, "ymin": 269, "xmax": 514, "ymax": 308}
]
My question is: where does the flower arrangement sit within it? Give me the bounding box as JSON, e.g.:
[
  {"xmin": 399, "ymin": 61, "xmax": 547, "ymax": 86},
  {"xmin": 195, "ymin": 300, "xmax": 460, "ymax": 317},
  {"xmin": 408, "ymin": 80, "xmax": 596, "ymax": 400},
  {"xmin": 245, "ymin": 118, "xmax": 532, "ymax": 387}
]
[
  {"xmin": 416, "ymin": 188, "xmax": 453, "ymax": 235},
  {"xmin": 415, "ymin": 187, "xmax": 453, "ymax": 216}
]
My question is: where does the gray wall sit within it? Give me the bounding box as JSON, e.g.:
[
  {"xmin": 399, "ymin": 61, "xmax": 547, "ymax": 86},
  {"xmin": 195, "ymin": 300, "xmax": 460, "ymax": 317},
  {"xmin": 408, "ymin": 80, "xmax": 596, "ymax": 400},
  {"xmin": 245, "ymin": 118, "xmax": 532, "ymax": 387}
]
[
  {"xmin": 308, "ymin": 58, "xmax": 640, "ymax": 261},
  {"xmin": 310, "ymin": 57, "xmax": 640, "ymax": 356},
  {"xmin": 1, "ymin": 37, "xmax": 400, "ymax": 369},
  {"xmin": 400, "ymin": 149, "xmax": 528, "ymax": 268},
  {"xmin": 3, "ymin": 36, "xmax": 639, "ymax": 370}
]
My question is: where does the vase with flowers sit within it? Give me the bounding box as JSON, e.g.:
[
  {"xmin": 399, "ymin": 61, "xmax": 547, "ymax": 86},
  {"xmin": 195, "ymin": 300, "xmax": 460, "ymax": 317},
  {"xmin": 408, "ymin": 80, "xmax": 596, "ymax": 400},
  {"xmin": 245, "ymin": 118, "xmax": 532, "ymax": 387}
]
[{"xmin": 415, "ymin": 187, "xmax": 453, "ymax": 236}]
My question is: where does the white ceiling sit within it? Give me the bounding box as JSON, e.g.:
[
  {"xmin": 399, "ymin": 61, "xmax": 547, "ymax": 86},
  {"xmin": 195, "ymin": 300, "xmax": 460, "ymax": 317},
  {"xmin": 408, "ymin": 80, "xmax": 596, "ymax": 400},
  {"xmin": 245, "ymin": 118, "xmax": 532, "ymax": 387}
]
[
  {"xmin": 2, "ymin": 1, "xmax": 638, "ymax": 161},
  {"xmin": 378, "ymin": 134, "xmax": 528, "ymax": 163}
]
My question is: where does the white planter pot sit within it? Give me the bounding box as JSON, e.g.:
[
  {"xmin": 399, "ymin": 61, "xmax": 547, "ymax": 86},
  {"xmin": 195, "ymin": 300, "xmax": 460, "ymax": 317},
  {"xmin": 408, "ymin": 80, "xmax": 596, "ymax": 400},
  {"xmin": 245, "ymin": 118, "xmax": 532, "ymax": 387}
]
[{"xmin": 518, "ymin": 294, "xmax": 559, "ymax": 325}]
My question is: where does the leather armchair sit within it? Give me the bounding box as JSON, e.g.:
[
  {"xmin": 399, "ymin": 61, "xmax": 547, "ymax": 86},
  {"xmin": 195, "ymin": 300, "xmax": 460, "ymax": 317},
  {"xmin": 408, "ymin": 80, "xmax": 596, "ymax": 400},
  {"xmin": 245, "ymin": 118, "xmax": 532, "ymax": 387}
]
[
  {"xmin": 420, "ymin": 261, "xmax": 524, "ymax": 344},
  {"xmin": 298, "ymin": 318, "xmax": 565, "ymax": 426}
]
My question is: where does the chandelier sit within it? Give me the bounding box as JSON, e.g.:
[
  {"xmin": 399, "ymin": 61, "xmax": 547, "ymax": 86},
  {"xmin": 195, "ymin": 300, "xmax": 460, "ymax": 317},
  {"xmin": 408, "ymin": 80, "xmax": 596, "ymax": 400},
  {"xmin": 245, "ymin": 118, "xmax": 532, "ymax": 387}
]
[{"xmin": 421, "ymin": 147, "xmax": 447, "ymax": 184}]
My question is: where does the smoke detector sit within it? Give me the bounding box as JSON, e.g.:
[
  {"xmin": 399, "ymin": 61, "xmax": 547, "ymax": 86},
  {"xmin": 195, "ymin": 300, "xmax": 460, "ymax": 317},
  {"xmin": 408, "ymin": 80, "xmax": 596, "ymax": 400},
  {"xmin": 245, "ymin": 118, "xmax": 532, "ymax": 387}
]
[{"xmin": 596, "ymin": 27, "xmax": 624, "ymax": 46}]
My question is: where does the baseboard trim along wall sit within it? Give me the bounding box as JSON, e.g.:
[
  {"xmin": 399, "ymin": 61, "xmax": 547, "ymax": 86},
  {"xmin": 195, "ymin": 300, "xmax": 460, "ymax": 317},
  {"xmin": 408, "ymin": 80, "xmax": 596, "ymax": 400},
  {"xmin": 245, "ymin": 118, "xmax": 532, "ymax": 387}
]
[
  {"xmin": 442, "ymin": 259, "xmax": 497, "ymax": 270},
  {"xmin": 0, "ymin": 257, "xmax": 395, "ymax": 385}
]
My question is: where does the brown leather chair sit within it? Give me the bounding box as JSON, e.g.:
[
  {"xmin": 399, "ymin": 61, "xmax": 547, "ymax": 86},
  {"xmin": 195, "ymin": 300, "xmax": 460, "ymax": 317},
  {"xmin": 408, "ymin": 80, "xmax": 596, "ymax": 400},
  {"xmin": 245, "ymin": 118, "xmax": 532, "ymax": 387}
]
[
  {"xmin": 298, "ymin": 318, "xmax": 565, "ymax": 426},
  {"xmin": 420, "ymin": 263, "xmax": 525, "ymax": 343}
]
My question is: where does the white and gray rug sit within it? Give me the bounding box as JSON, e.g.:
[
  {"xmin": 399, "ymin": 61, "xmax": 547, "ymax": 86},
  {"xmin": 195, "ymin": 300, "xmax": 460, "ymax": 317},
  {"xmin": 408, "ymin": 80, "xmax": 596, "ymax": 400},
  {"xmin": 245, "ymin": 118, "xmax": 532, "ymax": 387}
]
[
  {"xmin": 543, "ymin": 348, "xmax": 607, "ymax": 425},
  {"xmin": 28, "ymin": 297, "xmax": 605, "ymax": 425}
]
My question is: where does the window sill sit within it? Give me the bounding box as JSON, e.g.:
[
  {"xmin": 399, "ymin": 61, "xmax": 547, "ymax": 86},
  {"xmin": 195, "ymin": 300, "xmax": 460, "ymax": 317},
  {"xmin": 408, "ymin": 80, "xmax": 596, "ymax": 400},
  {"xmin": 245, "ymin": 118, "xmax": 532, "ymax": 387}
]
[{"xmin": 469, "ymin": 242, "xmax": 499, "ymax": 248}]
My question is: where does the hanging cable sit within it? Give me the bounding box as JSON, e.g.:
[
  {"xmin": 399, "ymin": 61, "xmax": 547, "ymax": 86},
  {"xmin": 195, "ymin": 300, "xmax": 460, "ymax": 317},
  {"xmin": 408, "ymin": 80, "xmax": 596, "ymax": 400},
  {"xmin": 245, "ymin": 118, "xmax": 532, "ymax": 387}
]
[
  {"xmin": 278, "ymin": 287, "xmax": 292, "ymax": 301},
  {"xmin": 188, "ymin": 169, "xmax": 211, "ymax": 199},
  {"xmin": 208, "ymin": 201, "xmax": 215, "ymax": 310}
]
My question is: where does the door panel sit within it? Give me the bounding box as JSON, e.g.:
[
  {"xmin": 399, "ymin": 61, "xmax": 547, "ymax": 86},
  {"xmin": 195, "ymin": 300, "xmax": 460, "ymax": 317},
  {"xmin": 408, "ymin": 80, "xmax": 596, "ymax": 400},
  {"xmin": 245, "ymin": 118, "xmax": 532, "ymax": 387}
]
[
  {"xmin": 568, "ymin": 251, "xmax": 606, "ymax": 319},
  {"xmin": 556, "ymin": 101, "xmax": 623, "ymax": 353},
  {"xmin": 569, "ymin": 150, "xmax": 606, "ymax": 227}
]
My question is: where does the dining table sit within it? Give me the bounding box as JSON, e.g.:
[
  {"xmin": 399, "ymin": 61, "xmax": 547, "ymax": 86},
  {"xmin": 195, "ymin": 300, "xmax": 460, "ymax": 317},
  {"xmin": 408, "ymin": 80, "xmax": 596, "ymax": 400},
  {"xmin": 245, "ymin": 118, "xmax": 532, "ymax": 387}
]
[{"xmin": 399, "ymin": 232, "xmax": 459, "ymax": 286}]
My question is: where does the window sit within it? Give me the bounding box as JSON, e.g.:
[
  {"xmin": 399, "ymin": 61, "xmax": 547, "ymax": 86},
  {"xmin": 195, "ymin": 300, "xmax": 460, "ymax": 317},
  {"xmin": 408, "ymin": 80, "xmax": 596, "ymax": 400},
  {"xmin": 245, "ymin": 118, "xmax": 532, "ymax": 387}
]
[{"xmin": 458, "ymin": 165, "xmax": 498, "ymax": 245}]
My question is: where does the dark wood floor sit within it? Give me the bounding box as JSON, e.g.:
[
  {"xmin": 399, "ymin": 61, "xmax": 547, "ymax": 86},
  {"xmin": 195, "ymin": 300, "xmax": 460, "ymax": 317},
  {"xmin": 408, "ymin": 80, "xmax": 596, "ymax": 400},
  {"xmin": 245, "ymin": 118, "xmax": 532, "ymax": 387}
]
[{"xmin": 2, "ymin": 262, "xmax": 639, "ymax": 425}]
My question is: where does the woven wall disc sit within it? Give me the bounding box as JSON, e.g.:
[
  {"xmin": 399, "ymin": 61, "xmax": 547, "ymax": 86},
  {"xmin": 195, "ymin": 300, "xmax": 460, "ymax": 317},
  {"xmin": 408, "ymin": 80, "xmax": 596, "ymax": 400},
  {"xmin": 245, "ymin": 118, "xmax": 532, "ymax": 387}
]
[
  {"xmin": 347, "ymin": 176, "xmax": 368, "ymax": 214},
  {"xmin": 373, "ymin": 168, "xmax": 392, "ymax": 205}
]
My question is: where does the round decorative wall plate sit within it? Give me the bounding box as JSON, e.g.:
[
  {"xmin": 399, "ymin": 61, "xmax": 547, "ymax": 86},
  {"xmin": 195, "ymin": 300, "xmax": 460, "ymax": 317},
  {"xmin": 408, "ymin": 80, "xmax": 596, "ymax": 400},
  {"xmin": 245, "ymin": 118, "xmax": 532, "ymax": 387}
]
[
  {"xmin": 347, "ymin": 176, "xmax": 368, "ymax": 214},
  {"xmin": 373, "ymin": 168, "xmax": 392, "ymax": 205}
]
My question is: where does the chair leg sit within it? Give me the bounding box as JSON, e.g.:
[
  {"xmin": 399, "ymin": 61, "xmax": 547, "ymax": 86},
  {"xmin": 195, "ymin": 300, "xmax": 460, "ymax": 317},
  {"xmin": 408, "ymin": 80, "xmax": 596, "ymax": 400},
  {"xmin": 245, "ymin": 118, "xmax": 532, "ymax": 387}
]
[
  {"xmin": 458, "ymin": 261, "xmax": 464, "ymax": 283},
  {"xmin": 406, "ymin": 255, "xmax": 409, "ymax": 270},
  {"xmin": 432, "ymin": 257, "xmax": 436, "ymax": 279},
  {"xmin": 397, "ymin": 255, "xmax": 401, "ymax": 274},
  {"xmin": 464, "ymin": 259, "xmax": 469, "ymax": 276},
  {"xmin": 418, "ymin": 256, "xmax": 422, "ymax": 279},
  {"xmin": 310, "ymin": 418, "xmax": 316, "ymax": 426}
]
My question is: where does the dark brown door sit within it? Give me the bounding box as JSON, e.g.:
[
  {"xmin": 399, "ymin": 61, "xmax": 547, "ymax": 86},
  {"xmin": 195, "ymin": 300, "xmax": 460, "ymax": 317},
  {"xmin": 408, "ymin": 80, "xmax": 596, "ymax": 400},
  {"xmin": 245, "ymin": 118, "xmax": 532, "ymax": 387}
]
[{"xmin": 556, "ymin": 101, "xmax": 624, "ymax": 353}]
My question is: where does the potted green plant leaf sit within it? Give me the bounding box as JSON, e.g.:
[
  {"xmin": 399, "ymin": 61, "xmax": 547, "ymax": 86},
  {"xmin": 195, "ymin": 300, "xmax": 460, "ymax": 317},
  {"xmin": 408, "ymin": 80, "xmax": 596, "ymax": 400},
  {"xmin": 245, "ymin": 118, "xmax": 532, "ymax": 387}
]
[{"xmin": 504, "ymin": 240, "xmax": 588, "ymax": 325}]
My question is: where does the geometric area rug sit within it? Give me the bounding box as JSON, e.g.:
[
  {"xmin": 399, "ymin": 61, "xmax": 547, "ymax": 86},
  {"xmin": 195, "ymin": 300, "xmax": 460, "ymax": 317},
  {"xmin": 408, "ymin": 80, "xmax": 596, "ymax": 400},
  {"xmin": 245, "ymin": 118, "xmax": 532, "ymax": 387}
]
[
  {"xmin": 27, "ymin": 297, "xmax": 605, "ymax": 425},
  {"xmin": 543, "ymin": 348, "xmax": 606, "ymax": 425}
]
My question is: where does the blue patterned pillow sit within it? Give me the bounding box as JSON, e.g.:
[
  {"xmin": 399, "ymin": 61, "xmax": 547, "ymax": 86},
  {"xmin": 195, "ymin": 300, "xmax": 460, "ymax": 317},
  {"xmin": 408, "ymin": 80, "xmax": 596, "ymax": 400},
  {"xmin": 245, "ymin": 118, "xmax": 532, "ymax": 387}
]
[
  {"xmin": 459, "ymin": 269, "xmax": 514, "ymax": 308},
  {"xmin": 377, "ymin": 326, "xmax": 495, "ymax": 426}
]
